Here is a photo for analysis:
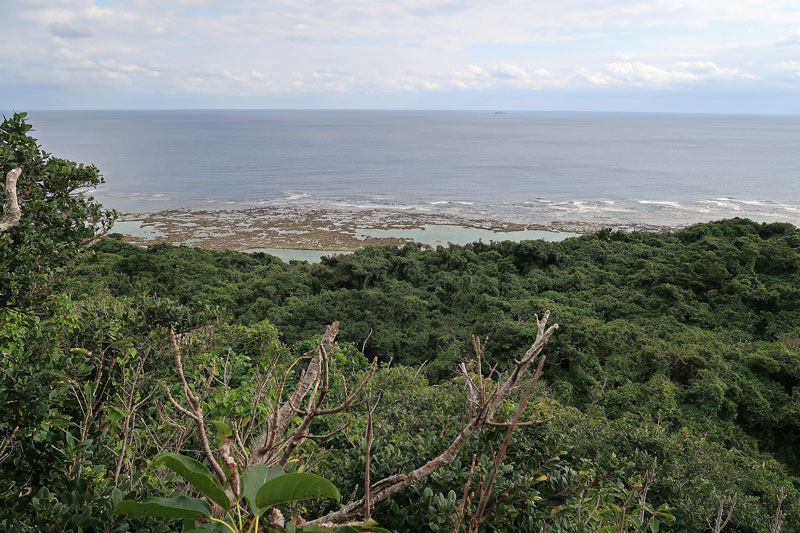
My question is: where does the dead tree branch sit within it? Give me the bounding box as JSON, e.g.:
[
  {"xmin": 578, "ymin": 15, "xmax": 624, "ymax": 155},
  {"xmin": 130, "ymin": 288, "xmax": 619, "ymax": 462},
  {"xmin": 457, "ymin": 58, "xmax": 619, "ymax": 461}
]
[
  {"xmin": 767, "ymin": 488, "xmax": 786, "ymax": 533},
  {"xmin": 250, "ymin": 322, "xmax": 339, "ymax": 467},
  {"xmin": 453, "ymin": 454, "xmax": 477, "ymax": 533},
  {"xmin": 0, "ymin": 168, "xmax": 21, "ymax": 233},
  {"xmin": 470, "ymin": 364, "xmax": 542, "ymax": 532},
  {"xmin": 304, "ymin": 311, "xmax": 558, "ymax": 528},
  {"xmin": 165, "ymin": 329, "xmax": 226, "ymax": 484},
  {"xmin": 707, "ymin": 493, "xmax": 737, "ymax": 533},
  {"xmin": 637, "ymin": 457, "xmax": 658, "ymax": 527},
  {"xmin": 363, "ymin": 393, "xmax": 380, "ymax": 523}
]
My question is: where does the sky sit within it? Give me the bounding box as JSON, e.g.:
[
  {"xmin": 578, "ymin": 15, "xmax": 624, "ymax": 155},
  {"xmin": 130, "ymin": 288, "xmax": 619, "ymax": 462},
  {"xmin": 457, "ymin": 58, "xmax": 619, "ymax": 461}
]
[{"xmin": 2, "ymin": 0, "xmax": 800, "ymax": 113}]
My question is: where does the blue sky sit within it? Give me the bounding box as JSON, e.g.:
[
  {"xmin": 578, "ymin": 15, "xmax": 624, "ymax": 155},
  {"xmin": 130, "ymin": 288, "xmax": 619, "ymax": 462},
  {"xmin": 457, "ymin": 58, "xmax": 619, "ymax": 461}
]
[{"xmin": 2, "ymin": 0, "xmax": 800, "ymax": 113}]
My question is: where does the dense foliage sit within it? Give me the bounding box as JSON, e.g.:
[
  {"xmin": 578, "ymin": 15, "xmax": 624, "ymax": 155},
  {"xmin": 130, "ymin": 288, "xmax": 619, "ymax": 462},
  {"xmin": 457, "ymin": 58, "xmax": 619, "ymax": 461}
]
[
  {"xmin": 0, "ymin": 112, "xmax": 114, "ymax": 307},
  {"xmin": 50, "ymin": 218, "xmax": 800, "ymax": 531},
  {"xmin": 78, "ymin": 220, "xmax": 800, "ymax": 469},
  {"xmin": 2, "ymin": 117, "xmax": 798, "ymax": 531}
]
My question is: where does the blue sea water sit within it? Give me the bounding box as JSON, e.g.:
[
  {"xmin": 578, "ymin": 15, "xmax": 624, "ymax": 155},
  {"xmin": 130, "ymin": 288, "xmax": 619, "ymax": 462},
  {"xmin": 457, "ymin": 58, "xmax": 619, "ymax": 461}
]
[{"xmin": 20, "ymin": 110, "xmax": 800, "ymax": 227}]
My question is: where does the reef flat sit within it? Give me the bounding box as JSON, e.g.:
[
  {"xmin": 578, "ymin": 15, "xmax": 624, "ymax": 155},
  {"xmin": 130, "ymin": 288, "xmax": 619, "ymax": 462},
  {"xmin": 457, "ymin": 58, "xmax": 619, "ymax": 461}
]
[{"xmin": 114, "ymin": 205, "xmax": 677, "ymax": 252}]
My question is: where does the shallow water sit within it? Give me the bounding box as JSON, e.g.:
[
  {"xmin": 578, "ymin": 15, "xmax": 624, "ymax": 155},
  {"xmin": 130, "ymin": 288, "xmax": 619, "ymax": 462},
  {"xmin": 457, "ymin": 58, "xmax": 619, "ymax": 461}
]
[{"xmin": 111, "ymin": 220, "xmax": 166, "ymax": 239}]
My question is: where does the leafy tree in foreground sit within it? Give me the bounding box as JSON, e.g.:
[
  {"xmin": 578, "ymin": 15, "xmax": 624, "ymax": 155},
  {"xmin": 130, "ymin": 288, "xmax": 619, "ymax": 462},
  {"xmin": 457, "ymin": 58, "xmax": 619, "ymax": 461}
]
[
  {"xmin": 0, "ymin": 111, "xmax": 115, "ymax": 307},
  {"xmin": 0, "ymin": 112, "xmax": 117, "ymax": 530}
]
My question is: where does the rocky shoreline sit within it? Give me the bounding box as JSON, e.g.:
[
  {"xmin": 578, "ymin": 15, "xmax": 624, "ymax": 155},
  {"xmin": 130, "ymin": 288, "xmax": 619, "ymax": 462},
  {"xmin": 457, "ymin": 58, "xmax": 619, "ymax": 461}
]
[{"xmin": 114, "ymin": 205, "xmax": 682, "ymax": 252}]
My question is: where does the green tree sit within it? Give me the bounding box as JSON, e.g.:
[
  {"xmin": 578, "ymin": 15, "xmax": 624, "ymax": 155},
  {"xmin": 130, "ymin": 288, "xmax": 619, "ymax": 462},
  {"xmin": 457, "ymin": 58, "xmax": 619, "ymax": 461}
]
[{"xmin": 0, "ymin": 112, "xmax": 115, "ymax": 307}]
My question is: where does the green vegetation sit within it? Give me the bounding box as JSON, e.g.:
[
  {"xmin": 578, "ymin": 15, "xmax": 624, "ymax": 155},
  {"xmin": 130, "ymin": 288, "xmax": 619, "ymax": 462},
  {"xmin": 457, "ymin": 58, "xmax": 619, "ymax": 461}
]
[
  {"xmin": 1, "ymin": 112, "xmax": 798, "ymax": 531},
  {"xmin": 0, "ymin": 112, "xmax": 114, "ymax": 308},
  {"xmin": 114, "ymin": 455, "xmax": 344, "ymax": 532}
]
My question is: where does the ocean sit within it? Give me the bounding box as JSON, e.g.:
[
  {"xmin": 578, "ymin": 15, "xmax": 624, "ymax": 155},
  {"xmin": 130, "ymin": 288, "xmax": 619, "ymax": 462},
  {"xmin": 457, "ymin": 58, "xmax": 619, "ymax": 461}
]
[{"xmin": 21, "ymin": 110, "xmax": 800, "ymax": 229}]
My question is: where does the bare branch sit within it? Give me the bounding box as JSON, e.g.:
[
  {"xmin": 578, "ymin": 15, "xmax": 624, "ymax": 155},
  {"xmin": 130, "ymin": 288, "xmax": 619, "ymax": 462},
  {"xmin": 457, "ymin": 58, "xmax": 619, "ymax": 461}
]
[
  {"xmin": 250, "ymin": 323, "xmax": 339, "ymax": 466},
  {"xmin": 407, "ymin": 361, "xmax": 425, "ymax": 381},
  {"xmin": 361, "ymin": 328, "xmax": 373, "ymax": 354},
  {"xmin": 768, "ymin": 488, "xmax": 786, "ymax": 533},
  {"xmin": 453, "ymin": 454, "xmax": 477, "ymax": 533},
  {"xmin": 637, "ymin": 458, "xmax": 658, "ymax": 526},
  {"xmin": 165, "ymin": 330, "xmax": 226, "ymax": 484},
  {"xmin": 708, "ymin": 493, "xmax": 737, "ymax": 533},
  {"xmin": 279, "ymin": 354, "xmax": 378, "ymax": 466},
  {"xmin": 0, "ymin": 426, "xmax": 19, "ymax": 465},
  {"xmin": 304, "ymin": 313, "xmax": 559, "ymax": 527},
  {"xmin": 363, "ymin": 394, "xmax": 379, "ymax": 522},
  {"xmin": 165, "ymin": 387, "xmax": 197, "ymax": 420},
  {"xmin": 472, "ymin": 368, "xmax": 541, "ymax": 530},
  {"xmin": 0, "ymin": 168, "xmax": 21, "ymax": 233},
  {"xmin": 314, "ymin": 358, "xmax": 378, "ymax": 415},
  {"xmin": 220, "ymin": 435, "xmax": 240, "ymax": 500}
]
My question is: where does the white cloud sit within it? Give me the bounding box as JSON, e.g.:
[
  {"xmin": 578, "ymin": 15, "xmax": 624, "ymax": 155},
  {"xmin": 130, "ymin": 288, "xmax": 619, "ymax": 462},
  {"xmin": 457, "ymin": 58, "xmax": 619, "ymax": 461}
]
[
  {"xmin": 492, "ymin": 64, "xmax": 530, "ymax": 80},
  {"xmin": 0, "ymin": 0, "xmax": 797, "ymax": 106},
  {"xmin": 448, "ymin": 63, "xmax": 564, "ymax": 89},
  {"xmin": 586, "ymin": 60, "xmax": 754, "ymax": 86},
  {"xmin": 674, "ymin": 60, "xmax": 752, "ymax": 79},
  {"xmin": 777, "ymin": 61, "xmax": 800, "ymax": 75},
  {"xmin": 606, "ymin": 62, "xmax": 698, "ymax": 84},
  {"xmin": 580, "ymin": 68, "xmax": 615, "ymax": 85},
  {"xmin": 776, "ymin": 30, "xmax": 800, "ymax": 46}
]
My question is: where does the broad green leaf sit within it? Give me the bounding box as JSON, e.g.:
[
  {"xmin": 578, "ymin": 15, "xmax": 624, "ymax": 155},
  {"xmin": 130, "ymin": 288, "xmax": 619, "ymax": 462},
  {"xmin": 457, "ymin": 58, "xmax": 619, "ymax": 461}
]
[
  {"xmin": 111, "ymin": 488, "xmax": 123, "ymax": 508},
  {"xmin": 241, "ymin": 464, "xmax": 284, "ymax": 515},
  {"xmin": 358, "ymin": 519, "xmax": 393, "ymax": 533},
  {"xmin": 110, "ymin": 339, "xmax": 133, "ymax": 348},
  {"xmin": 210, "ymin": 420, "xmax": 232, "ymax": 446},
  {"xmin": 106, "ymin": 406, "xmax": 127, "ymax": 422},
  {"xmin": 255, "ymin": 473, "xmax": 339, "ymax": 509},
  {"xmin": 112, "ymin": 496, "xmax": 212, "ymax": 519},
  {"xmin": 154, "ymin": 453, "xmax": 230, "ymax": 510}
]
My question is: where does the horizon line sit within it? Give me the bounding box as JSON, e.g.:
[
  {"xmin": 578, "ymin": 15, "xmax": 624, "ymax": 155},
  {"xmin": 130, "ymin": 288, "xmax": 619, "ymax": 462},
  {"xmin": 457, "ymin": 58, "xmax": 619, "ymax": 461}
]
[{"xmin": 8, "ymin": 108, "xmax": 800, "ymax": 118}]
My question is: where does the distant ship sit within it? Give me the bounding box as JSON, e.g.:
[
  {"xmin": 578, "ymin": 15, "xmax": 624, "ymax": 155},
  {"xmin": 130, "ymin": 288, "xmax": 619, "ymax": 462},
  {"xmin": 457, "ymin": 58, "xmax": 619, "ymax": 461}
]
[{"xmin": 494, "ymin": 111, "xmax": 506, "ymax": 115}]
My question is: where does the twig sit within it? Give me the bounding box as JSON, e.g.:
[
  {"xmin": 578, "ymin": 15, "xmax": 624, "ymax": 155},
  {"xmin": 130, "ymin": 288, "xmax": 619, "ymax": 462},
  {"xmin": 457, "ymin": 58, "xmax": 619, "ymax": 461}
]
[
  {"xmin": 472, "ymin": 366, "xmax": 542, "ymax": 531},
  {"xmin": 166, "ymin": 329, "xmax": 226, "ymax": 484},
  {"xmin": 453, "ymin": 454, "xmax": 477, "ymax": 533},
  {"xmin": 363, "ymin": 394, "xmax": 380, "ymax": 522},
  {"xmin": 361, "ymin": 328, "xmax": 373, "ymax": 354}
]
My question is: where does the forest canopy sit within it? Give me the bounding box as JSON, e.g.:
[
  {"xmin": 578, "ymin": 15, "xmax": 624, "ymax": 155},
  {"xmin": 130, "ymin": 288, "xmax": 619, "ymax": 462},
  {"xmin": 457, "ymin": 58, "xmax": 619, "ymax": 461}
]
[
  {"xmin": 33, "ymin": 217, "xmax": 800, "ymax": 531},
  {"xmin": 1, "ymin": 113, "xmax": 798, "ymax": 531}
]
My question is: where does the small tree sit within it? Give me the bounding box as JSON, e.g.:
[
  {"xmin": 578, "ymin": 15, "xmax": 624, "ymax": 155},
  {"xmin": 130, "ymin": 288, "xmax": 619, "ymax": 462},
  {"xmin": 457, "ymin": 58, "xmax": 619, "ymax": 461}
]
[
  {"xmin": 115, "ymin": 314, "xmax": 560, "ymax": 531},
  {"xmin": 0, "ymin": 112, "xmax": 115, "ymax": 307}
]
